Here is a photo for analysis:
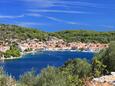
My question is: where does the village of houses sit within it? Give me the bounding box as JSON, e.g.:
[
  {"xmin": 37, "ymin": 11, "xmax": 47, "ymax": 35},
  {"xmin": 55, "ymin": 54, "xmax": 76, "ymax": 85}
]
[
  {"xmin": 0, "ymin": 37, "xmax": 108, "ymax": 58},
  {"xmin": 0, "ymin": 37, "xmax": 108, "ymax": 57}
]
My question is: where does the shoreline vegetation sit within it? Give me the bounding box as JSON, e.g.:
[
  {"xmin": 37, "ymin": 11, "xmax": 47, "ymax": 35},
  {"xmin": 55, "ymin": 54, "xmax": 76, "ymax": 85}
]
[
  {"xmin": 0, "ymin": 49, "xmax": 93, "ymax": 61},
  {"xmin": 0, "ymin": 44, "xmax": 107, "ymax": 61}
]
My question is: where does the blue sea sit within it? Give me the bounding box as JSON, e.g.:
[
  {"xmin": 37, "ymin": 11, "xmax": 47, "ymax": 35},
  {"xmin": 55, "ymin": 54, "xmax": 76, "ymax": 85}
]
[{"xmin": 0, "ymin": 51, "xmax": 94, "ymax": 79}]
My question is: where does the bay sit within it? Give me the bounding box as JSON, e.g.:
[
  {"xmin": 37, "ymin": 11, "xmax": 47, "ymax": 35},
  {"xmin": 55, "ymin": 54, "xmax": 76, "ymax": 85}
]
[{"xmin": 0, "ymin": 51, "xmax": 94, "ymax": 79}]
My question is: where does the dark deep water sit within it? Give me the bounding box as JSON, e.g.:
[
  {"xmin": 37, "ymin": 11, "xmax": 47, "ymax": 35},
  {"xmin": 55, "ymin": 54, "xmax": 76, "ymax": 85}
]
[{"xmin": 0, "ymin": 51, "xmax": 94, "ymax": 79}]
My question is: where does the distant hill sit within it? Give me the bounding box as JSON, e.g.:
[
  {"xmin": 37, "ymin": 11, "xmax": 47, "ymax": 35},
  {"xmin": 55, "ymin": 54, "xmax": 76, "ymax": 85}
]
[
  {"xmin": 49, "ymin": 30, "xmax": 115, "ymax": 43},
  {"xmin": 0, "ymin": 24, "xmax": 48, "ymax": 42},
  {"xmin": 0, "ymin": 24, "xmax": 115, "ymax": 43}
]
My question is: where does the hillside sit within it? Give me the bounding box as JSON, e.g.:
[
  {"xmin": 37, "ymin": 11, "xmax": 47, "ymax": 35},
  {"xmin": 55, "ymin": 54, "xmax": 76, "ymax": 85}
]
[
  {"xmin": 0, "ymin": 24, "xmax": 115, "ymax": 43},
  {"xmin": 50, "ymin": 30, "xmax": 115, "ymax": 43},
  {"xmin": 0, "ymin": 24, "xmax": 48, "ymax": 42}
]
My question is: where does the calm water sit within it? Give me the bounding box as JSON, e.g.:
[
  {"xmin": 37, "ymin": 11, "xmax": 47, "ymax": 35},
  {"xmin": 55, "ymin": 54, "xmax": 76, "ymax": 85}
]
[{"xmin": 0, "ymin": 51, "xmax": 94, "ymax": 79}]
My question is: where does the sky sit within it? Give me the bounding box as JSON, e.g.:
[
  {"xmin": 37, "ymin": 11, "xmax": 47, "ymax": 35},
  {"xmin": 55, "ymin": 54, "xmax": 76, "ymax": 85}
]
[{"xmin": 0, "ymin": 0, "xmax": 115, "ymax": 32}]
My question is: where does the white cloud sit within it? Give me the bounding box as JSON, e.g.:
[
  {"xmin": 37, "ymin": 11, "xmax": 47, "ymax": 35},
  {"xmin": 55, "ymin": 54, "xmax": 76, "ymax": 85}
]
[
  {"xmin": 16, "ymin": 22, "xmax": 48, "ymax": 27},
  {"xmin": 22, "ymin": 0, "xmax": 58, "ymax": 8},
  {"xmin": 26, "ymin": 13, "xmax": 42, "ymax": 17},
  {"xmin": 44, "ymin": 16, "xmax": 86, "ymax": 25},
  {"xmin": 0, "ymin": 15, "xmax": 24, "ymax": 19},
  {"xmin": 46, "ymin": 16, "xmax": 65, "ymax": 22},
  {"xmin": 0, "ymin": 13, "xmax": 43, "ymax": 19},
  {"xmin": 96, "ymin": 25, "xmax": 115, "ymax": 29},
  {"xmin": 66, "ymin": 22, "xmax": 82, "ymax": 25},
  {"xmin": 62, "ymin": 1, "xmax": 101, "ymax": 8},
  {"xmin": 20, "ymin": 0, "xmax": 102, "ymax": 8},
  {"xmin": 29, "ymin": 9, "xmax": 91, "ymax": 14}
]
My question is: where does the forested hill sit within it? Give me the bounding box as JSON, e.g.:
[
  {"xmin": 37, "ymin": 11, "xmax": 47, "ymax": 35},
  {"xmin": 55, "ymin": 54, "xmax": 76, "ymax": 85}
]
[
  {"xmin": 0, "ymin": 24, "xmax": 115, "ymax": 43},
  {"xmin": 49, "ymin": 30, "xmax": 115, "ymax": 43},
  {"xmin": 0, "ymin": 24, "xmax": 48, "ymax": 42}
]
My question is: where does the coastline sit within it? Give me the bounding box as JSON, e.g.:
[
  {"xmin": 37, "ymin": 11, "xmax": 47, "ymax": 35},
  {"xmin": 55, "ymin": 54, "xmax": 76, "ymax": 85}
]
[
  {"xmin": 0, "ymin": 50, "xmax": 38, "ymax": 61},
  {"xmin": 0, "ymin": 48, "xmax": 95, "ymax": 61}
]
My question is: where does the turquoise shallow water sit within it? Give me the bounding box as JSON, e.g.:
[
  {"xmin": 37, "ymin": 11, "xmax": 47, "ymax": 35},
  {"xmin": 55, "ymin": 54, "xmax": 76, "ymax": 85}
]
[{"xmin": 0, "ymin": 51, "xmax": 94, "ymax": 79}]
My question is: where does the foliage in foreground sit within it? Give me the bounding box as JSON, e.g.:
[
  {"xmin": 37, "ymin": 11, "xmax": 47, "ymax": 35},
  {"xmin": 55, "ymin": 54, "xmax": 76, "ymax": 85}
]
[
  {"xmin": 18, "ymin": 63, "xmax": 86, "ymax": 86},
  {"xmin": 92, "ymin": 41, "xmax": 115, "ymax": 76},
  {"xmin": 0, "ymin": 59, "xmax": 89, "ymax": 86},
  {"xmin": 0, "ymin": 67, "xmax": 16, "ymax": 86}
]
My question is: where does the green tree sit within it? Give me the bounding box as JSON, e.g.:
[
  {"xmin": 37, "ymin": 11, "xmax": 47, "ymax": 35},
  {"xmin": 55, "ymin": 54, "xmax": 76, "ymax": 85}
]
[
  {"xmin": 92, "ymin": 59, "xmax": 106, "ymax": 77},
  {"xmin": 0, "ymin": 67, "xmax": 16, "ymax": 86},
  {"xmin": 102, "ymin": 41, "xmax": 115, "ymax": 72},
  {"xmin": 4, "ymin": 45, "xmax": 21, "ymax": 58},
  {"xmin": 19, "ymin": 69, "xmax": 37, "ymax": 86},
  {"xmin": 92, "ymin": 41, "xmax": 115, "ymax": 75},
  {"xmin": 61, "ymin": 58, "xmax": 92, "ymax": 78},
  {"xmin": 37, "ymin": 66, "xmax": 67, "ymax": 86}
]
